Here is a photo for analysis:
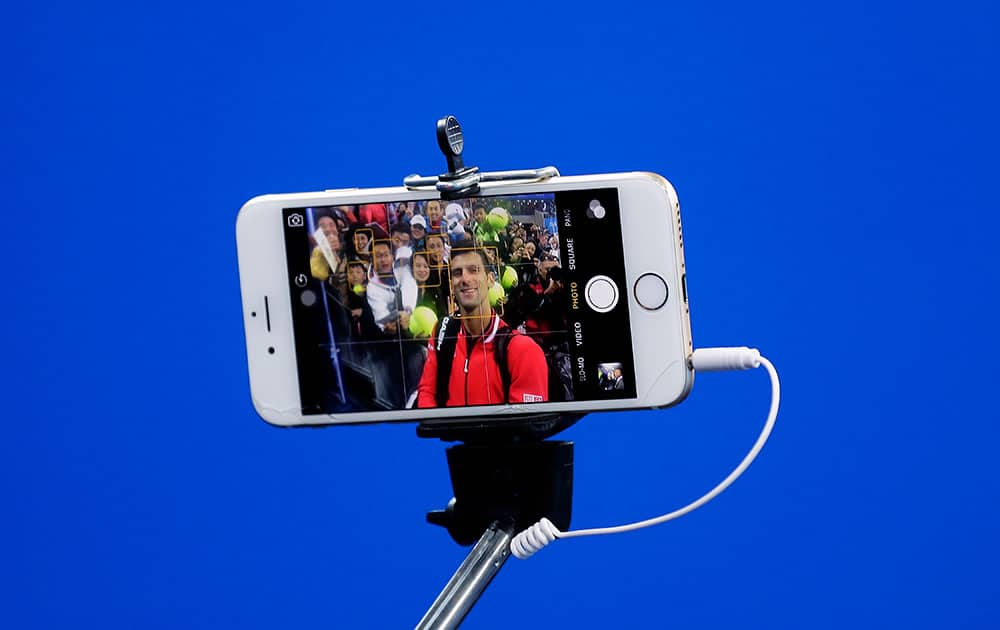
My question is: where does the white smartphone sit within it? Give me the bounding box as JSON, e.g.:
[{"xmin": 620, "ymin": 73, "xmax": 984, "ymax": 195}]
[{"xmin": 236, "ymin": 172, "xmax": 694, "ymax": 426}]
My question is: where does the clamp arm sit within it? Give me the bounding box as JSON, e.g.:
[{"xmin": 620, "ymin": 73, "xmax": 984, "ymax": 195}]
[{"xmin": 403, "ymin": 116, "xmax": 559, "ymax": 199}]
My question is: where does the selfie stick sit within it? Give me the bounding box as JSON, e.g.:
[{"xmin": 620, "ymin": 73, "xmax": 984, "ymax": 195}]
[{"xmin": 407, "ymin": 117, "xmax": 578, "ymax": 629}]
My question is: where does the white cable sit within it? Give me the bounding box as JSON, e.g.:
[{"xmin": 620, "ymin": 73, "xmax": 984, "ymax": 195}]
[{"xmin": 510, "ymin": 347, "xmax": 780, "ymax": 560}]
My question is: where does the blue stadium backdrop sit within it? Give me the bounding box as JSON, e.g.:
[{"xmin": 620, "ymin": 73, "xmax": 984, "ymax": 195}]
[{"xmin": 4, "ymin": 1, "xmax": 999, "ymax": 628}]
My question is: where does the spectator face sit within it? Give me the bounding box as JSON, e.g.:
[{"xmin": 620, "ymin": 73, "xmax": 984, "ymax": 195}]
[
  {"xmin": 355, "ymin": 232, "xmax": 370, "ymax": 253},
  {"xmin": 539, "ymin": 255, "xmax": 558, "ymax": 276},
  {"xmin": 373, "ymin": 242, "xmax": 393, "ymax": 275},
  {"xmin": 474, "ymin": 206, "xmax": 487, "ymax": 224},
  {"xmin": 525, "ymin": 242, "xmax": 536, "ymax": 258},
  {"xmin": 426, "ymin": 200, "xmax": 442, "ymax": 225},
  {"xmin": 391, "ymin": 229, "xmax": 411, "ymax": 251},
  {"xmin": 318, "ymin": 216, "xmax": 336, "ymax": 235},
  {"xmin": 413, "ymin": 254, "xmax": 431, "ymax": 283},
  {"xmin": 549, "ymin": 235, "xmax": 559, "ymax": 249},
  {"xmin": 411, "ymin": 223, "xmax": 426, "ymax": 240},
  {"xmin": 317, "ymin": 216, "xmax": 340, "ymax": 250},
  {"xmin": 347, "ymin": 264, "xmax": 365, "ymax": 286},
  {"xmin": 427, "ymin": 235, "xmax": 445, "ymax": 265},
  {"xmin": 450, "ymin": 251, "xmax": 493, "ymax": 314}
]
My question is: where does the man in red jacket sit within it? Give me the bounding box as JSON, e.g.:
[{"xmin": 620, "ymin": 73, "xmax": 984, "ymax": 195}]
[{"xmin": 416, "ymin": 242, "xmax": 548, "ymax": 408}]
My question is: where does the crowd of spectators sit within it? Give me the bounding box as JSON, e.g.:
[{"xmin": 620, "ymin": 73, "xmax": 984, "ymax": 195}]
[{"xmin": 307, "ymin": 198, "xmax": 572, "ymax": 409}]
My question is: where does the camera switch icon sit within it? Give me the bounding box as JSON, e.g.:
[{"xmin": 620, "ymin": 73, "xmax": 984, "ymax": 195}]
[
  {"xmin": 287, "ymin": 213, "xmax": 304, "ymax": 228},
  {"xmin": 294, "ymin": 273, "xmax": 308, "ymax": 288},
  {"xmin": 586, "ymin": 199, "xmax": 606, "ymax": 219}
]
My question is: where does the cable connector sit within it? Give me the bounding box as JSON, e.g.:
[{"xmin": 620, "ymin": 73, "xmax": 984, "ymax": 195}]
[
  {"xmin": 690, "ymin": 346, "xmax": 760, "ymax": 371},
  {"xmin": 510, "ymin": 347, "xmax": 780, "ymax": 560}
]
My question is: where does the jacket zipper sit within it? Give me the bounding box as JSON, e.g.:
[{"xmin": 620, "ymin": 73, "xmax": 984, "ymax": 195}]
[
  {"xmin": 464, "ymin": 333, "xmax": 475, "ymax": 405},
  {"xmin": 463, "ymin": 356, "xmax": 470, "ymax": 405},
  {"xmin": 462, "ymin": 323, "xmax": 490, "ymax": 404}
]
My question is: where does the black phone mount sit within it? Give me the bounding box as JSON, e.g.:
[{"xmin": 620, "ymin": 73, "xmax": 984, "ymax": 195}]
[
  {"xmin": 418, "ymin": 414, "xmax": 580, "ymax": 545},
  {"xmin": 410, "ymin": 117, "xmax": 580, "ymax": 629}
]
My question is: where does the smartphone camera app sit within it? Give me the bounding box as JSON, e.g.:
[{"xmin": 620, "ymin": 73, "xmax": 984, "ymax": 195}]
[{"xmin": 281, "ymin": 189, "xmax": 637, "ymax": 416}]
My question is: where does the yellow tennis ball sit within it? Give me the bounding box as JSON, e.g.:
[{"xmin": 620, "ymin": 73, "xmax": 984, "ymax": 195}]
[
  {"xmin": 488, "ymin": 282, "xmax": 505, "ymax": 306},
  {"xmin": 488, "ymin": 207, "xmax": 509, "ymax": 231},
  {"xmin": 352, "ymin": 284, "xmax": 366, "ymax": 295},
  {"xmin": 409, "ymin": 305, "xmax": 438, "ymax": 337},
  {"xmin": 500, "ymin": 265, "xmax": 518, "ymax": 289}
]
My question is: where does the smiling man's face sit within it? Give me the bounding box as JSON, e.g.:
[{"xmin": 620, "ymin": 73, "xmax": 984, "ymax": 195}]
[{"xmin": 449, "ymin": 250, "xmax": 493, "ymax": 315}]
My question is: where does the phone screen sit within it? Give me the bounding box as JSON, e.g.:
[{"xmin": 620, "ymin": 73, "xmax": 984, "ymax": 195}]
[{"xmin": 281, "ymin": 189, "xmax": 638, "ymax": 415}]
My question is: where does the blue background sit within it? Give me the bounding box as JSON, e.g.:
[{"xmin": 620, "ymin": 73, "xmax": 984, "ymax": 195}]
[{"xmin": 5, "ymin": 1, "xmax": 998, "ymax": 628}]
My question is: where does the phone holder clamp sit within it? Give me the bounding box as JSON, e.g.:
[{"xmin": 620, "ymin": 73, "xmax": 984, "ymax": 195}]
[{"xmin": 403, "ymin": 115, "xmax": 560, "ymax": 200}]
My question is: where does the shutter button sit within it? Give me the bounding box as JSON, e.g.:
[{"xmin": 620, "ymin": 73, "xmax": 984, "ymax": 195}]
[{"xmin": 584, "ymin": 276, "xmax": 619, "ymax": 313}]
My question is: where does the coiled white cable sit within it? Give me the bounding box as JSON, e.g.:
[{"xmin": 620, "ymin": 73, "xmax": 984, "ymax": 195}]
[{"xmin": 510, "ymin": 347, "xmax": 780, "ymax": 560}]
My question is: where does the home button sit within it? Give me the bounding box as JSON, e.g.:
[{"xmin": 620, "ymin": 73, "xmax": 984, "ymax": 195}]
[
  {"xmin": 634, "ymin": 273, "xmax": 669, "ymax": 310},
  {"xmin": 584, "ymin": 275, "xmax": 619, "ymax": 313}
]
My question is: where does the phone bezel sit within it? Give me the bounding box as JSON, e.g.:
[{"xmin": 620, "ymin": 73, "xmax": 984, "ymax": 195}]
[{"xmin": 236, "ymin": 172, "xmax": 693, "ymax": 426}]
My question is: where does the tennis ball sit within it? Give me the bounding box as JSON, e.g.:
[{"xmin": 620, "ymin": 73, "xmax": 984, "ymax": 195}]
[
  {"xmin": 352, "ymin": 284, "xmax": 366, "ymax": 295},
  {"xmin": 488, "ymin": 282, "xmax": 505, "ymax": 306},
  {"xmin": 487, "ymin": 207, "xmax": 509, "ymax": 231},
  {"xmin": 409, "ymin": 305, "xmax": 438, "ymax": 337},
  {"xmin": 500, "ymin": 265, "xmax": 518, "ymax": 289}
]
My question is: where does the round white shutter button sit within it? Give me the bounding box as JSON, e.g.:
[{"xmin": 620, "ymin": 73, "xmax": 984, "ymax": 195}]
[
  {"xmin": 585, "ymin": 275, "xmax": 619, "ymax": 313},
  {"xmin": 633, "ymin": 273, "xmax": 669, "ymax": 310}
]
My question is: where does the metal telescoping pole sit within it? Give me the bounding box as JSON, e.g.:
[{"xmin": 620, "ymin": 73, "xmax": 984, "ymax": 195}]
[{"xmin": 416, "ymin": 521, "xmax": 514, "ymax": 629}]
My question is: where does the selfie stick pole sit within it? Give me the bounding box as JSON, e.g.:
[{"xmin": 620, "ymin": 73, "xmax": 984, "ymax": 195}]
[
  {"xmin": 406, "ymin": 117, "xmax": 576, "ymax": 629},
  {"xmin": 415, "ymin": 520, "xmax": 513, "ymax": 629}
]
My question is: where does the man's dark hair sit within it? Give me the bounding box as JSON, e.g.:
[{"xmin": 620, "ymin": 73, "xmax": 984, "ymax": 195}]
[
  {"xmin": 449, "ymin": 239, "xmax": 490, "ymax": 268},
  {"xmin": 372, "ymin": 240, "xmax": 392, "ymax": 252},
  {"xmin": 390, "ymin": 223, "xmax": 410, "ymax": 236},
  {"xmin": 472, "ymin": 203, "xmax": 488, "ymax": 214}
]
